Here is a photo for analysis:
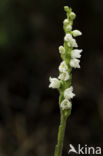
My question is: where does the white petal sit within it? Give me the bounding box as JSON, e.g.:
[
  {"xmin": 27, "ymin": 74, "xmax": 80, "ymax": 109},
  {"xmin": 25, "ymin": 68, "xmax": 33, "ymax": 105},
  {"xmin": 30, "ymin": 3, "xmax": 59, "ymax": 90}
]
[
  {"xmin": 64, "ymin": 34, "xmax": 73, "ymax": 42},
  {"xmin": 67, "ymin": 38, "xmax": 78, "ymax": 48},
  {"xmin": 66, "ymin": 25, "xmax": 72, "ymax": 31},
  {"xmin": 70, "ymin": 38, "xmax": 78, "ymax": 47},
  {"xmin": 61, "ymin": 99, "xmax": 71, "ymax": 110},
  {"xmin": 70, "ymin": 58, "xmax": 80, "ymax": 68},
  {"xmin": 64, "ymin": 34, "xmax": 78, "ymax": 48},
  {"xmin": 58, "ymin": 71, "xmax": 70, "ymax": 81},
  {"xmin": 59, "ymin": 61, "xmax": 68, "ymax": 72},
  {"xmin": 49, "ymin": 77, "xmax": 60, "ymax": 89},
  {"xmin": 64, "ymin": 86, "xmax": 75, "ymax": 99},
  {"xmin": 71, "ymin": 49, "xmax": 82, "ymax": 59}
]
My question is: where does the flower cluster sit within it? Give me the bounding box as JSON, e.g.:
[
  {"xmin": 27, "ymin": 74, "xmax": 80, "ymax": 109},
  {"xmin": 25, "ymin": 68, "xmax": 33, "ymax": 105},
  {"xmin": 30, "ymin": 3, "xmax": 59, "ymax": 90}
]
[{"xmin": 49, "ymin": 6, "xmax": 82, "ymax": 111}]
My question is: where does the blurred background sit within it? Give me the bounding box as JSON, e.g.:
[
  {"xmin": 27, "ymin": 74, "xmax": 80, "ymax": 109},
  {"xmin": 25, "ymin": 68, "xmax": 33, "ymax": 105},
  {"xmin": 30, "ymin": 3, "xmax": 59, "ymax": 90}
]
[{"xmin": 0, "ymin": 0, "xmax": 103, "ymax": 155}]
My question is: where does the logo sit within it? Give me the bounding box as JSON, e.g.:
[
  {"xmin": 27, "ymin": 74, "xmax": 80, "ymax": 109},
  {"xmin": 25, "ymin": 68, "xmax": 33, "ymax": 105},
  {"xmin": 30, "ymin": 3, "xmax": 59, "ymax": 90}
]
[{"xmin": 68, "ymin": 144, "xmax": 102, "ymax": 155}]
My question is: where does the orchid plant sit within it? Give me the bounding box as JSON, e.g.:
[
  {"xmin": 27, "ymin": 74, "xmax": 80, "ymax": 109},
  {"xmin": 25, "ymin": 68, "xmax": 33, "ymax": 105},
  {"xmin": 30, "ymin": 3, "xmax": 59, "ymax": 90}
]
[{"xmin": 49, "ymin": 5, "xmax": 82, "ymax": 156}]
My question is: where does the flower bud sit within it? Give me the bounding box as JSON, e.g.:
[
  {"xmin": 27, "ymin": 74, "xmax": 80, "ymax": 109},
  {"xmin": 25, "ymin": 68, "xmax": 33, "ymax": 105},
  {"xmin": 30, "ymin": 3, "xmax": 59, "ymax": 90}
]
[
  {"xmin": 59, "ymin": 46, "xmax": 65, "ymax": 54},
  {"xmin": 66, "ymin": 25, "xmax": 72, "ymax": 31},
  {"xmin": 70, "ymin": 12, "xmax": 76, "ymax": 20},
  {"xmin": 63, "ymin": 19, "xmax": 69, "ymax": 25},
  {"xmin": 72, "ymin": 30, "xmax": 82, "ymax": 37},
  {"xmin": 64, "ymin": 6, "xmax": 69, "ymax": 12}
]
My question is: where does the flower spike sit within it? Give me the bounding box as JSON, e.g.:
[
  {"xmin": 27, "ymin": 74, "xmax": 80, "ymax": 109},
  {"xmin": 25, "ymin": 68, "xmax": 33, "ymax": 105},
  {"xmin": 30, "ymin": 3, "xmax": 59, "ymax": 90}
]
[{"xmin": 49, "ymin": 4, "xmax": 83, "ymax": 156}]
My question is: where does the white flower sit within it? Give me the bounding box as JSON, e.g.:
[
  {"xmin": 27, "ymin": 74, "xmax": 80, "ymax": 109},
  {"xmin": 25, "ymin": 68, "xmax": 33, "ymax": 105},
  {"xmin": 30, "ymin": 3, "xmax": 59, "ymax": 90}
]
[
  {"xmin": 61, "ymin": 99, "xmax": 71, "ymax": 110},
  {"xmin": 66, "ymin": 25, "xmax": 72, "ymax": 31},
  {"xmin": 49, "ymin": 77, "xmax": 60, "ymax": 89},
  {"xmin": 67, "ymin": 38, "xmax": 78, "ymax": 48},
  {"xmin": 59, "ymin": 61, "xmax": 68, "ymax": 72},
  {"xmin": 70, "ymin": 12, "xmax": 76, "ymax": 20},
  {"xmin": 71, "ymin": 39, "xmax": 78, "ymax": 47},
  {"xmin": 70, "ymin": 58, "xmax": 80, "ymax": 68},
  {"xmin": 59, "ymin": 46, "xmax": 65, "ymax": 54},
  {"xmin": 58, "ymin": 71, "xmax": 70, "ymax": 81},
  {"xmin": 64, "ymin": 34, "xmax": 73, "ymax": 42},
  {"xmin": 71, "ymin": 49, "xmax": 82, "ymax": 59},
  {"xmin": 64, "ymin": 86, "xmax": 75, "ymax": 99},
  {"xmin": 69, "ymin": 38, "xmax": 78, "ymax": 47},
  {"xmin": 72, "ymin": 30, "xmax": 82, "ymax": 37},
  {"xmin": 64, "ymin": 34, "xmax": 78, "ymax": 48},
  {"xmin": 63, "ymin": 19, "xmax": 69, "ymax": 25}
]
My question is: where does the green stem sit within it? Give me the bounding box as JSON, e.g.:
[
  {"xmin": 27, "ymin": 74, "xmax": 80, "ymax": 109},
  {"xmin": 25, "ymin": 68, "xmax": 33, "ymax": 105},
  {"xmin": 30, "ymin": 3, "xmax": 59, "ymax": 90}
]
[{"xmin": 54, "ymin": 111, "xmax": 67, "ymax": 156}]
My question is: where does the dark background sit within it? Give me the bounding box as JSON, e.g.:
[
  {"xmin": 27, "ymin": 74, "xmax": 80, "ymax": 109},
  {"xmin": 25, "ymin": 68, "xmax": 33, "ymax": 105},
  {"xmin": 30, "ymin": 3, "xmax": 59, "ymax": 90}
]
[{"xmin": 0, "ymin": 0, "xmax": 103, "ymax": 156}]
